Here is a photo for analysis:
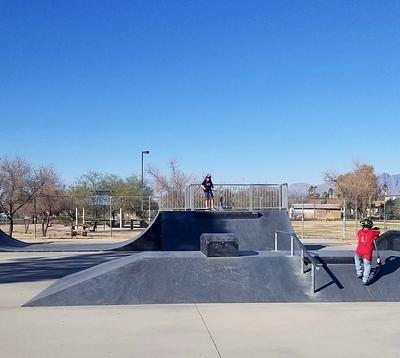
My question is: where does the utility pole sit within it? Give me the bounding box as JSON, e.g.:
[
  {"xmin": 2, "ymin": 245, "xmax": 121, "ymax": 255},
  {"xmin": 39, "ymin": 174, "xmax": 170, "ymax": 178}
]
[{"xmin": 141, "ymin": 150, "xmax": 150, "ymax": 215}]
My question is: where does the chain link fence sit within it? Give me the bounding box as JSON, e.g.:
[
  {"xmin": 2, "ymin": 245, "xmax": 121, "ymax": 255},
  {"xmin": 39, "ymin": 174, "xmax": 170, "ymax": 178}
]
[
  {"xmin": 1, "ymin": 183, "xmax": 289, "ymax": 239},
  {"xmin": 0, "ymin": 195, "xmax": 160, "ymax": 240},
  {"xmin": 289, "ymin": 196, "xmax": 400, "ymax": 241}
]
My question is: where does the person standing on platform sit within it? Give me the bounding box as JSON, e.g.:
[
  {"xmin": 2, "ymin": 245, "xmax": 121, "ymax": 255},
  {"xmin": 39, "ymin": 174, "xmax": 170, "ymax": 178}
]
[{"xmin": 201, "ymin": 174, "xmax": 215, "ymax": 211}]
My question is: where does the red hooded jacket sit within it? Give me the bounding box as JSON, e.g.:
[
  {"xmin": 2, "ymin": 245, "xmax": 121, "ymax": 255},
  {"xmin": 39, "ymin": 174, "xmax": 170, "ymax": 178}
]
[{"xmin": 355, "ymin": 227, "xmax": 380, "ymax": 261}]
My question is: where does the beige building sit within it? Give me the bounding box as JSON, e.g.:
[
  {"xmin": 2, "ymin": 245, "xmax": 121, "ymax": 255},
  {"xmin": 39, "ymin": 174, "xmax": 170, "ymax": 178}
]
[{"xmin": 289, "ymin": 203, "xmax": 342, "ymax": 220}]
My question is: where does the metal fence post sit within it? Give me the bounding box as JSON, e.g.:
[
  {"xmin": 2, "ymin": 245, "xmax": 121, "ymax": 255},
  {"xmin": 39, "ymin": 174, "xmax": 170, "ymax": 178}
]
[
  {"xmin": 311, "ymin": 263, "xmax": 316, "ymax": 293},
  {"xmin": 290, "ymin": 234, "xmax": 294, "ymax": 256},
  {"xmin": 343, "ymin": 199, "xmax": 346, "ymax": 240},
  {"xmin": 34, "ymin": 196, "xmax": 37, "ymax": 239},
  {"xmin": 190, "ymin": 185, "xmax": 194, "ymax": 211},
  {"xmin": 301, "ymin": 197, "xmax": 304, "ymax": 239},
  {"xmin": 109, "ymin": 196, "xmax": 112, "ymax": 238},
  {"xmin": 274, "ymin": 232, "xmax": 278, "ymax": 251},
  {"xmin": 148, "ymin": 196, "xmax": 151, "ymax": 222}
]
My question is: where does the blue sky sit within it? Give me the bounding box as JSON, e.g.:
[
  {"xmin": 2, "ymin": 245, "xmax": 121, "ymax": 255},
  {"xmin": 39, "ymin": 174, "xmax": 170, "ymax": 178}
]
[{"xmin": 1, "ymin": 1, "xmax": 399, "ymax": 185}]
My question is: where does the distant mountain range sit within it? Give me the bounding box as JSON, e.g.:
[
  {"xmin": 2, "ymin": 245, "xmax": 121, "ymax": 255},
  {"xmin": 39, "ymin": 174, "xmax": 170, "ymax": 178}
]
[
  {"xmin": 379, "ymin": 173, "xmax": 400, "ymax": 195},
  {"xmin": 289, "ymin": 173, "xmax": 400, "ymax": 197}
]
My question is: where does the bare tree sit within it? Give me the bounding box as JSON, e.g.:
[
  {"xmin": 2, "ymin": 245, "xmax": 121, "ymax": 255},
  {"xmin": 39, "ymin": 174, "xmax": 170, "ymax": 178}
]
[
  {"xmin": 0, "ymin": 157, "xmax": 52, "ymax": 236},
  {"xmin": 147, "ymin": 159, "xmax": 195, "ymax": 193},
  {"xmin": 147, "ymin": 160, "xmax": 196, "ymax": 209},
  {"xmin": 36, "ymin": 168, "xmax": 67, "ymax": 236}
]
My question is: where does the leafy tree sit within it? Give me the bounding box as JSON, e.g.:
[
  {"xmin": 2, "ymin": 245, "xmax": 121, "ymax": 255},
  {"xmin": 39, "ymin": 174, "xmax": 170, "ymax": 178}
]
[
  {"xmin": 381, "ymin": 183, "xmax": 389, "ymax": 198},
  {"xmin": 385, "ymin": 198, "xmax": 400, "ymax": 220},
  {"xmin": 325, "ymin": 163, "xmax": 378, "ymax": 218},
  {"xmin": 307, "ymin": 185, "xmax": 319, "ymax": 199},
  {"xmin": 69, "ymin": 171, "xmax": 152, "ymax": 230},
  {"xmin": 328, "ymin": 188, "xmax": 334, "ymax": 198}
]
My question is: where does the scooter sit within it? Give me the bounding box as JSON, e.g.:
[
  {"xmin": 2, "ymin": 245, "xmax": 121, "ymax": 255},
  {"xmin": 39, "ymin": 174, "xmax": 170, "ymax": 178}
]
[{"xmin": 371, "ymin": 239, "xmax": 383, "ymax": 281}]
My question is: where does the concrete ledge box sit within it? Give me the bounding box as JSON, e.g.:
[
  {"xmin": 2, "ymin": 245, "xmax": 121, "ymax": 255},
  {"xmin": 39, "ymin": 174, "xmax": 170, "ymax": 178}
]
[{"xmin": 200, "ymin": 233, "xmax": 239, "ymax": 257}]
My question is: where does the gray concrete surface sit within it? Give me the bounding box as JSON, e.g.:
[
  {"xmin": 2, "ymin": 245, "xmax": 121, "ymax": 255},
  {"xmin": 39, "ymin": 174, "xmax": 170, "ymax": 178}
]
[{"xmin": 1, "ymin": 252, "xmax": 400, "ymax": 357}]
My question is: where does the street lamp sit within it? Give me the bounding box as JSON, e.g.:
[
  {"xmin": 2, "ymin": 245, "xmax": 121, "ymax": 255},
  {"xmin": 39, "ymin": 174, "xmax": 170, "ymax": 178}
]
[{"xmin": 141, "ymin": 150, "xmax": 150, "ymax": 214}]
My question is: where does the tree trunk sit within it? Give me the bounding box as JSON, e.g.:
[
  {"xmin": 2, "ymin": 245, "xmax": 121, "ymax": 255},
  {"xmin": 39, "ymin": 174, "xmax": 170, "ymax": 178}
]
[
  {"xmin": 91, "ymin": 220, "xmax": 98, "ymax": 232},
  {"xmin": 8, "ymin": 217, "xmax": 14, "ymax": 236},
  {"xmin": 24, "ymin": 218, "xmax": 30, "ymax": 234},
  {"xmin": 43, "ymin": 216, "xmax": 51, "ymax": 237}
]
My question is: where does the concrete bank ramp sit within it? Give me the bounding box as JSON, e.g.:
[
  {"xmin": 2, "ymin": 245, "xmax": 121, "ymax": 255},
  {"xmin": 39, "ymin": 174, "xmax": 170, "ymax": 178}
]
[
  {"xmin": 0, "ymin": 210, "xmax": 293, "ymax": 252},
  {"xmin": 24, "ymin": 251, "xmax": 310, "ymax": 306},
  {"xmin": 24, "ymin": 248, "xmax": 400, "ymax": 306}
]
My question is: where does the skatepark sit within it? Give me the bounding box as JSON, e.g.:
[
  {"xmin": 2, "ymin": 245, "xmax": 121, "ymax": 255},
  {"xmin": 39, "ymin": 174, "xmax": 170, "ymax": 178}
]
[
  {"xmin": 1, "ymin": 204, "xmax": 400, "ymax": 357},
  {"xmin": 1, "ymin": 180, "xmax": 400, "ymax": 357}
]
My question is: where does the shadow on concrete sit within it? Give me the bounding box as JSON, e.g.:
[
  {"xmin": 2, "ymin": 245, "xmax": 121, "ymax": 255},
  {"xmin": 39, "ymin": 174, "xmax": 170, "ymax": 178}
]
[
  {"xmin": 304, "ymin": 244, "xmax": 326, "ymax": 251},
  {"xmin": 368, "ymin": 256, "xmax": 400, "ymax": 285},
  {"xmin": 0, "ymin": 252, "xmax": 132, "ymax": 284},
  {"xmin": 315, "ymin": 263, "xmax": 344, "ymax": 293},
  {"xmin": 239, "ymin": 251, "xmax": 259, "ymax": 257}
]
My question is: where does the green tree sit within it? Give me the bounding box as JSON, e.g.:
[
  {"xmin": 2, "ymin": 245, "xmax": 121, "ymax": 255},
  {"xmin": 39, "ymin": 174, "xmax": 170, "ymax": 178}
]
[
  {"xmin": 325, "ymin": 163, "xmax": 378, "ymax": 218},
  {"xmin": 307, "ymin": 185, "xmax": 319, "ymax": 199},
  {"xmin": 69, "ymin": 171, "xmax": 152, "ymax": 230}
]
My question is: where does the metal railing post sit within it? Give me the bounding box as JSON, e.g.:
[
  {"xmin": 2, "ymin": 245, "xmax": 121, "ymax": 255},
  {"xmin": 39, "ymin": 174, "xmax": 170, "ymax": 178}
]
[
  {"xmin": 300, "ymin": 249, "xmax": 304, "ymax": 274},
  {"xmin": 290, "ymin": 234, "xmax": 294, "ymax": 256},
  {"xmin": 311, "ymin": 263, "xmax": 316, "ymax": 293},
  {"xmin": 274, "ymin": 232, "xmax": 278, "ymax": 251},
  {"xmin": 190, "ymin": 185, "xmax": 194, "ymax": 210}
]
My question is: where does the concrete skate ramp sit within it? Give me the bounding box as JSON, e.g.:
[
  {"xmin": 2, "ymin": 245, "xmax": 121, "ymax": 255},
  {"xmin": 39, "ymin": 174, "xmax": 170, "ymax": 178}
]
[
  {"xmin": 0, "ymin": 210, "xmax": 293, "ymax": 252},
  {"xmin": 25, "ymin": 249, "xmax": 400, "ymax": 306},
  {"xmin": 24, "ymin": 251, "xmax": 310, "ymax": 306},
  {"xmin": 0, "ymin": 230, "xmax": 31, "ymax": 248},
  {"xmin": 376, "ymin": 230, "xmax": 400, "ymax": 251},
  {"xmin": 313, "ymin": 253, "xmax": 400, "ymax": 301}
]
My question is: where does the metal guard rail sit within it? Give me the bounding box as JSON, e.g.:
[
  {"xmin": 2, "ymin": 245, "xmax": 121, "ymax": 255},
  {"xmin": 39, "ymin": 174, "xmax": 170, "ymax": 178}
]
[{"xmin": 274, "ymin": 230, "xmax": 321, "ymax": 293}]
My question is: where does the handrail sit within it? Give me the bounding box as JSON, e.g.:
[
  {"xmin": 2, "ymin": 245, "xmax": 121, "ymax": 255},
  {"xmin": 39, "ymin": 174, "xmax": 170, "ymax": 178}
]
[
  {"xmin": 274, "ymin": 230, "xmax": 320, "ymax": 293},
  {"xmin": 185, "ymin": 183, "xmax": 288, "ymax": 211}
]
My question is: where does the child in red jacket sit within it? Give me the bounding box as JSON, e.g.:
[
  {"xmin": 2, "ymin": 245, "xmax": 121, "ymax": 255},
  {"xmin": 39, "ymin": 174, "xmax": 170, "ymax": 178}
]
[{"xmin": 355, "ymin": 218, "xmax": 380, "ymax": 285}]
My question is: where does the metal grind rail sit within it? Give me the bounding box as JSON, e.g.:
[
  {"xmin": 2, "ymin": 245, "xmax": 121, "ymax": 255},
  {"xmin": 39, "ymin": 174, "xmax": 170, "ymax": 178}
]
[{"xmin": 274, "ymin": 230, "xmax": 321, "ymax": 293}]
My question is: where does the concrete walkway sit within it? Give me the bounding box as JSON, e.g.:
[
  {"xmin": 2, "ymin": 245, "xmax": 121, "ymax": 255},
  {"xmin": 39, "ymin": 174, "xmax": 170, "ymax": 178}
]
[{"xmin": 1, "ymin": 252, "xmax": 400, "ymax": 358}]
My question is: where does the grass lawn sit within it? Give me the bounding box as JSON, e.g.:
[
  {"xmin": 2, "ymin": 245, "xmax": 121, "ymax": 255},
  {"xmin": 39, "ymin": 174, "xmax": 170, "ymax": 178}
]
[
  {"xmin": 0, "ymin": 223, "xmax": 141, "ymax": 242},
  {"xmin": 292, "ymin": 219, "xmax": 400, "ymax": 241}
]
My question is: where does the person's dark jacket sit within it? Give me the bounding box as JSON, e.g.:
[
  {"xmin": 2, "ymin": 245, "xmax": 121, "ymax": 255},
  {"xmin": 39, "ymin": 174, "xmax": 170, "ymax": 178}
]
[{"xmin": 202, "ymin": 178, "xmax": 214, "ymax": 192}]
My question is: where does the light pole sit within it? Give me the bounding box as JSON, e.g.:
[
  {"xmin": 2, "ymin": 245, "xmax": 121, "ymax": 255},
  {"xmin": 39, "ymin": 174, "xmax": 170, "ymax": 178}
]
[{"xmin": 141, "ymin": 150, "xmax": 150, "ymax": 215}]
